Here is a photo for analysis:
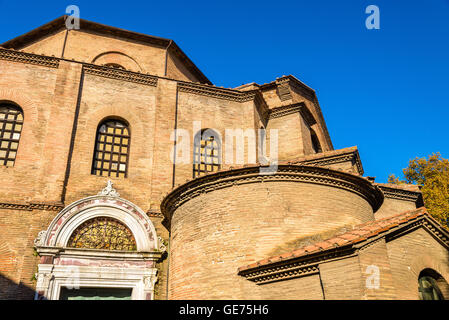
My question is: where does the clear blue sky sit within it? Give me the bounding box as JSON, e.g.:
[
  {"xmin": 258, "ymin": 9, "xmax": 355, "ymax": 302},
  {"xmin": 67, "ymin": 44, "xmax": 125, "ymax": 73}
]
[{"xmin": 1, "ymin": 0, "xmax": 448, "ymax": 182}]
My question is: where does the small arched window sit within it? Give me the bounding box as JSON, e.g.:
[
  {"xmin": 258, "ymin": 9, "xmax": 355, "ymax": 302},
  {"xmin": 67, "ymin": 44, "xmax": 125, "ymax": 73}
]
[
  {"xmin": 418, "ymin": 269, "xmax": 447, "ymax": 300},
  {"xmin": 310, "ymin": 128, "xmax": 322, "ymax": 154},
  {"xmin": 92, "ymin": 119, "xmax": 130, "ymax": 178},
  {"xmin": 193, "ymin": 129, "xmax": 221, "ymax": 178},
  {"xmin": 0, "ymin": 103, "xmax": 23, "ymax": 167}
]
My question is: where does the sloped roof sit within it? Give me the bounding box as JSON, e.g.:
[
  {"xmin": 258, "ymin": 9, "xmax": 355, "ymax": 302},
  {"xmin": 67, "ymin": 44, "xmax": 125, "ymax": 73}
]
[
  {"xmin": 238, "ymin": 207, "xmax": 449, "ymax": 278},
  {"xmin": 0, "ymin": 15, "xmax": 211, "ymax": 85}
]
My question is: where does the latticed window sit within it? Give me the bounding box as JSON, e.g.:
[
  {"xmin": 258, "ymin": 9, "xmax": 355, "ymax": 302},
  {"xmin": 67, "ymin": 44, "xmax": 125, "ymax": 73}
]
[
  {"xmin": 0, "ymin": 103, "xmax": 23, "ymax": 167},
  {"xmin": 193, "ymin": 129, "xmax": 221, "ymax": 178},
  {"xmin": 67, "ymin": 217, "xmax": 137, "ymax": 251},
  {"xmin": 92, "ymin": 119, "xmax": 130, "ymax": 178}
]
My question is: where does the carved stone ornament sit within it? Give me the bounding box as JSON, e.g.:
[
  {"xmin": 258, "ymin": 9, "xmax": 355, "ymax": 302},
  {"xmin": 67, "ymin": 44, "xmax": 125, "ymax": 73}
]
[
  {"xmin": 158, "ymin": 236, "xmax": 167, "ymax": 253},
  {"xmin": 98, "ymin": 180, "xmax": 120, "ymax": 197},
  {"xmin": 143, "ymin": 272, "xmax": 158, "ymax": 291},
  {"xmin": 36, "ymin": 273, "xmax": 52, "ymax": 290},
  {"xmin": 34, "ymin": 230, "xmax": 47, "ymax": 247}
]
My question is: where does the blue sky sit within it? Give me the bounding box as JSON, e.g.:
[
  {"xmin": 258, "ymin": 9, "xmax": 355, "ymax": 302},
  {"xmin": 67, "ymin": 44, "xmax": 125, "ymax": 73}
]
[{"xmin": 0, "ymin": 0, "xmax": 448, "ymax": 182}]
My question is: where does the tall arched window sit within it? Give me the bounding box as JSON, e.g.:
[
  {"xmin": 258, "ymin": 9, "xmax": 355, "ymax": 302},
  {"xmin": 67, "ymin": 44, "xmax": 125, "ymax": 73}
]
[
  {"xmin": 193, "ymin": 129, "xmax": 221, "ymax": 178},
  {"xmin": 92, "ymin": 119, "xmax": 130, "ymax": 178},
  {"xmin": 0, "ymin": 103, "xmax": 23, "ymax": 167},
  {"xmin": 310, "ymin": 128, "xmax": 322, "ymax": 154}
]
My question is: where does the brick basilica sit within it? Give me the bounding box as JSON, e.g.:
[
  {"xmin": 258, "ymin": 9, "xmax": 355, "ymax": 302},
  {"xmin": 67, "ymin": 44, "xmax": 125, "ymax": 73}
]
[{"xmin": 0, "ymin": 16, "xmax": 448, "ymax": 300}]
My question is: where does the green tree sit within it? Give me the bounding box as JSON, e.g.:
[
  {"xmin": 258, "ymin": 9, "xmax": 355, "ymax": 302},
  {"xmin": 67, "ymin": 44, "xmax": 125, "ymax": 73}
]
[{"xmin": 388, "ymin": 153, "xmax": 449, "ymax": 229}]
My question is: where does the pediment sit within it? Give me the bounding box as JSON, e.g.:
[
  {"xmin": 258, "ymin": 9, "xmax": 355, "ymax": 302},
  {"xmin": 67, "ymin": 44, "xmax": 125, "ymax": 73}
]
[{"xmin": 1, "ymin": 16, "xmax": 211, "ymax": 84}]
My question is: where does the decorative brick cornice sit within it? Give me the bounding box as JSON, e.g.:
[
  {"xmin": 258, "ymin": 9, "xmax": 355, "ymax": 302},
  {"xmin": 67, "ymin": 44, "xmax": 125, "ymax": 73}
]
[
  {"xmin": 293, "ymin": 149, "xmax": 364, "ymax": 176},
  {"xmin": 0, "ymin": 201, "xmax": 64, "ymax": 211},
  {"xmin": 268, "ymin": 102, "xmax": 317, "ymax": 127},
  {"xmin": 161, "ymin": 165, "xmax": 384, "ymax": 227},
  {"xmin": 238, "ymin": 208, "xmax": 449, "ymax": 285},
  {"xmin": 238, "ymin": 246, "xmax": 355, "ymax": 285},
  {"xmin": 177, "ymin": 81, "xmax": 256, "ymax": 102},
  {"xmin": 386, "ymin": 215, "xmax": 449, "ymax": 248},
  {"xmin": 0, "ymin": 48, "xmax": 59, "ymax": 68},
  {"xmin": 241, "ymin": 262, "xmax": 320, "ymax": 285},
  {"xmin": 269, "ymin": 103, "xmax": 302, "ymax": 119},
  {"xmin": 377, "ymin": 184, "xmax": 421, "ymax": 202},
  {"xmin": 146, "ymin": 211, "xmax": 164, "ymax": 218},
  {"xmin": 83, "ymin": 64, "xmax": 158, "ymax": 86}
]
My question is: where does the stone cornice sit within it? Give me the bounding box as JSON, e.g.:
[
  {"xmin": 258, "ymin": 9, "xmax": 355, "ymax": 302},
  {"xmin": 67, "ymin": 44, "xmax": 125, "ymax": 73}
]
[
  {"xmin": 0, "ymin": 201, "xmax": 64, "ymax": 211},
  {"xmin": 35, "ymin": 246, "xmax": 163, "ymax": 261},
  {"xmin": 83, "ymin": 64, "xmax": 158, "ymax": 86},
  {"xmin": 0, "ymin": 48, "xmax": 59, "ymax": 68},
  {"xmin": 161, "ymin": 165, "xmax": 384, "ymax": 227}
]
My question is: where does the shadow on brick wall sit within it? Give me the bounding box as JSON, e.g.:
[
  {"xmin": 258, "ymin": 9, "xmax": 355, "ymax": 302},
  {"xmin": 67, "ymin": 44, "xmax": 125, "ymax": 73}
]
[{"xmin": 0, "ymin": 273, "xmax": 36, "ymax": 300}]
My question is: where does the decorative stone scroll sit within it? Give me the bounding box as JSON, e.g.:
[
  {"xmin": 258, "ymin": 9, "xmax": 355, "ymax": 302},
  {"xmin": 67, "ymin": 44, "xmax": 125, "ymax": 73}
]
[{"xmin": 98, "ymin": 180, "xmax": 120, "ymax": 197}]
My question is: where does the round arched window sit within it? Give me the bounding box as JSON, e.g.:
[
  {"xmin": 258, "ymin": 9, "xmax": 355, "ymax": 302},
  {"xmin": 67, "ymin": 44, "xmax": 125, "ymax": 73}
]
[
  {"xmin": 67, "ymin": 217, "xmax": 137, "ymax": 251},
  {"xmin": 418, "ymin": 275, "xmax": 444, "ymax": 300}
]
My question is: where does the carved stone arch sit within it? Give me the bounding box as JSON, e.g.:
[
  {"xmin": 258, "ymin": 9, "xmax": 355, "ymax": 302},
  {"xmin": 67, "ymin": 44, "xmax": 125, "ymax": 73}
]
[
  {"xmin": 43, "ymin": 195, "xmax": 159, "ymax": 251},
  {"xmin": 92, "ymin": 51, "xmax": 142, "ymax": 72},
  {"xmin": 34, "ymin": 181, "xmax": 164, "ymax": 300}
]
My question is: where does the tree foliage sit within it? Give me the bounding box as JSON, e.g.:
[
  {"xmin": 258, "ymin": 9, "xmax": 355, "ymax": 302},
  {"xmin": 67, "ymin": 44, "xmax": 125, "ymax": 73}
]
[{"xmin": 388, "ymin": 153, "xmax": 449, "ymax": 229}]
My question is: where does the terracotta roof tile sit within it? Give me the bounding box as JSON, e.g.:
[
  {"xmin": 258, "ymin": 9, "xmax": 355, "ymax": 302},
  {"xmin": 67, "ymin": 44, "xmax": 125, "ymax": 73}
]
[{"xmin": 238, "ymin": 207, "xmax": 430, "ymax": 272}]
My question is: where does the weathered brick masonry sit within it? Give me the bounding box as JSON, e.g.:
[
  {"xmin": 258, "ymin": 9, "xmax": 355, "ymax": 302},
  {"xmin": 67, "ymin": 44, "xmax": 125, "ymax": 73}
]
[{"xmin": 0, "ymin": 16, "xmax": 448, "ymax": 300}]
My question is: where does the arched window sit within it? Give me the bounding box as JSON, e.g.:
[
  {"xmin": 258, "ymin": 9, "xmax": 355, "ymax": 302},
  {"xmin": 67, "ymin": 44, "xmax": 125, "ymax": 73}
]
[
  {"xmin": 92, "ymin": 119, "xmax": 130, "ymax": 178},
  {"xmin": 310, "ymin": 128, "xmax": 322, "ymax": 154},
  {"xmin": 418, "ymin": 269, "xmax": 447, "ymax": 300},
  {"xmin": 67, "ymin": 217, "xmax": 137, "ymax": 251},
  {"xmin": 0, "ymin": 103, "xmax": 23, "ymax": 167},
  {"xmin": 193, "ymin": 129, "xmax": 221, "ymax": 178}
]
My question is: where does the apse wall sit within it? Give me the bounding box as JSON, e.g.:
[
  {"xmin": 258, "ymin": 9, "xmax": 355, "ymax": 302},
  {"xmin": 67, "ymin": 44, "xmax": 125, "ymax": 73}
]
[{"xmin": 161, "ymin": 165, "xmax": 384, "ymax": 299}]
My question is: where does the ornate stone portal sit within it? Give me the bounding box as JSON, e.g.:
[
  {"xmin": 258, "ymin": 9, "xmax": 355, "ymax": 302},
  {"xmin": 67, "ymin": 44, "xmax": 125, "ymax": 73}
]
[{"xmin": 34, "ymin": 181, "xmax": 164, "ymax": 300}]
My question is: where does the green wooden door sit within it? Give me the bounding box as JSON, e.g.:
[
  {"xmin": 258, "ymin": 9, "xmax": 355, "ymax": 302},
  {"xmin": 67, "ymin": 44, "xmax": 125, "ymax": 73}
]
[{"xmin": 59, "ymin": 287, "xmax": 132, "ymax": 300}]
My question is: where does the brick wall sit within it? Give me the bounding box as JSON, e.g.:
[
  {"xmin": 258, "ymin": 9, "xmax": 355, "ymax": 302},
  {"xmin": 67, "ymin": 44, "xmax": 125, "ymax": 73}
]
[
  {"xmin": 319, "ymin": 256, "xmax": 363, "ymax": 299},
  {"xmin": 168, "ymin": 177, "xmax": 376, "ymax": 299},
  {"xmin": 386, "ymin": 227, "xmax": 449, "ymax": 299}
]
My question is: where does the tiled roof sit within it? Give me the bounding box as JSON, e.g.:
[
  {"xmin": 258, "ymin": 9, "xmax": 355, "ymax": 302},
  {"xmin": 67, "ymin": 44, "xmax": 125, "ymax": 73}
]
[{"xmin": 238, "ymin": 207, "xmax": 431, "ymax": 273}]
